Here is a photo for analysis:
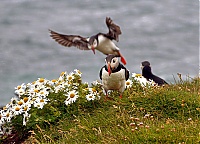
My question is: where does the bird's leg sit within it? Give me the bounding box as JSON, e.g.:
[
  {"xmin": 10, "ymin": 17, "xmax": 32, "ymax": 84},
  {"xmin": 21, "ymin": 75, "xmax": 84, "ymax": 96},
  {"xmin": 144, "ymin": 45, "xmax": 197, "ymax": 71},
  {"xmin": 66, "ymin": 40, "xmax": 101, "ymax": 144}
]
[
  {"xmin": 104, "ymin": 90, "xmax": 114, "ymax": 101},
  {"xmin": 119, "ymin": 93, "xmax": 123, "ymax": 99},
  {"xmin": 117, "ymin": 51, "xmax": 126, "ymax": 65}
]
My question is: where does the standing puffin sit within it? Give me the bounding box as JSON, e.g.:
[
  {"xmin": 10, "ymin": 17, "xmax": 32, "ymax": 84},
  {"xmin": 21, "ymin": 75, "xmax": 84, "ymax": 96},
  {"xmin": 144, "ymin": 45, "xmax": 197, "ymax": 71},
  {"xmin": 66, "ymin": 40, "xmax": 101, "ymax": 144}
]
[
  {"xmin": 49, "ymin": 17, "xmax": 126, "ymax": 65},
  {"xmin": 141, "ymin": 61, "xmax": 168, "ymax": 86},
  {"xmin": 99, "ymin": 54, "xmax": 129, "ymax": 99}
]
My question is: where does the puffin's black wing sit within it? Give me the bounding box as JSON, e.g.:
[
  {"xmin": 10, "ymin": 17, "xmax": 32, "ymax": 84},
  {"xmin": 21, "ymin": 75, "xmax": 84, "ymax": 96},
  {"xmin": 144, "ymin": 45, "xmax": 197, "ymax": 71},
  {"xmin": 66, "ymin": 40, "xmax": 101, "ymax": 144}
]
[
  {"xmin": 152, "ymin": 75, "xmax": 168, "ymax": 86},
  {"xmin": 105, "ymin": 17, "xmax": 122, "ymax": 42},
  {"xmin": 99, "ymin": 66, "xmax": 106, "ymax": 80},
  {"xmin": 119, "ymin": 64, "xmax": 129, "ymax": 80},
  {"xmin": 125, "ymin": 69, "xmax": 130, "ymax": 81},
  {"xmin": 49, "ymin": 29, "xmax": 90, "ymax": 50}
]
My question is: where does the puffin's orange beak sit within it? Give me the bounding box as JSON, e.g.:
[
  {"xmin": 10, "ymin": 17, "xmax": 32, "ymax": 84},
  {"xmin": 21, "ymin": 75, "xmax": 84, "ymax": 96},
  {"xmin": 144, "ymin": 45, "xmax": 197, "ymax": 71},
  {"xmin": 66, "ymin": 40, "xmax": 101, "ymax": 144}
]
[
  {"xmin": 91, "ymin": 46, "xmax": 95, "ymax": 54},
  {"xmin": 107, "ymin": 62, "xmax": 111, "ymax": 76}
]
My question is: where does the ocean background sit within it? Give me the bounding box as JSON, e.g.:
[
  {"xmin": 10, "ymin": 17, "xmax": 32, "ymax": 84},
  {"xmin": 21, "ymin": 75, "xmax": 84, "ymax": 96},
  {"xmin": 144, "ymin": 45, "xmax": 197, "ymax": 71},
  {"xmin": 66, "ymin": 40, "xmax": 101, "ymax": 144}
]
[{"xmin": 0, "ymin": 0, "xmax": 199, "ymax": 106}]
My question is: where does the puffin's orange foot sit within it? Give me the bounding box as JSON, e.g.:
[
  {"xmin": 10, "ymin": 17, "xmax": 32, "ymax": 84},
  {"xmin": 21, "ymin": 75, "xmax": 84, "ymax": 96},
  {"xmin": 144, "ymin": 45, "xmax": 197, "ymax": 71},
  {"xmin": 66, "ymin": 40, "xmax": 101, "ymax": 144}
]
[{"xmin": 119, "ymin": 94, "xmax": 122, "ymax": 99}]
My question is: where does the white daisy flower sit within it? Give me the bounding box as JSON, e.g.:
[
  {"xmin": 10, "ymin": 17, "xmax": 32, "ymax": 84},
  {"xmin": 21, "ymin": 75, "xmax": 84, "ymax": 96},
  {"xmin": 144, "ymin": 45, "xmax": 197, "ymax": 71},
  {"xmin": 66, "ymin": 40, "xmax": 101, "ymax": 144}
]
[
  {"xmin": 138, "ymin": 77, "xmax": 149, "ymax": 87},
  {"xmin": 125, "ymin": 79, "xmax": 133, "ymax": 88},
  {"xmin": 86, "ymin": 93, "xmax": 96, "ymax": 101},
  {"xmin": 132, "ymin": 73, "xmax": 142, "ymax": 78},
  {"xmin": 15, "ymin": 88, "xmax": 26, "ymax": 97},
  {"xmin": 37, "ymin": 78, "xmax": 47, "ymax": 84},
  {"xmin": 149, "ymin": 79, "xmax": 158, "ymax": 86},
  {"xmin": 33, "ymin": 97, "xmax": 49, "ymax": 109},
  {"xmin": 48, "ymin": 79, "xmax": 58, "ymax": 86},
  {"xmin": 1, "ymin": 126, "xmax": 12, "ymax": 135},
  {"xmin": 38, "ymin": 87, "xmax": 50, "ymax": 97},
  {"xmin": 10, "ymin": 97, "xmax": 19, "ymax": 107},
  {"xmin": 88, "ymin": 88, "xmax": 98, "ymax": 94},
  {"xmin": 92, "ymin": 80, "xmax": 101, "ymax": 86},
  {"xmin": 22, "ymin": 102, "xmax": 32, "ymax": 113},
  {"xmin": 13, "ymin": 105, "xmax": 23, "ymax": 116},
  {"xmin": 0, "ymin": 112, "xmax": 6, "ymax": 125},
  {"xmin": 74, "ymin": 69, "xmax": 82, "ymax": 77},
  {"xmin": 64, "ymin": 90, "xmax": 79, "ymax": 105},
  {"xmin": 14, "ymin": 83, "xmax": 26, "ymax": 91},
  {"xmin": 67, "ymin": 73, "xmax": 74, "ymax": 81},
  {"xmin": 1, "ymin": 109, "xmax": 13, "ymax": 123}
]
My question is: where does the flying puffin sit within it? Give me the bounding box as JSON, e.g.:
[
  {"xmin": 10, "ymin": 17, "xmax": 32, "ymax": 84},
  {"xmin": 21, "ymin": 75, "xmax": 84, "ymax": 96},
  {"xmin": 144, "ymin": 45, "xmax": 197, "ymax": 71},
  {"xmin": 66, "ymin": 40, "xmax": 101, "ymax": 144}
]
[
  {"xmin": 99, "ymin": 54, "xmax": 129, "ymax": 99},
  {"xmin": 141, "ymin": 61, "xmax": 168, "ymax": 86},
  {"xmin": 49, "ymin": 17, "xmax": 126, "ymax": 65}
]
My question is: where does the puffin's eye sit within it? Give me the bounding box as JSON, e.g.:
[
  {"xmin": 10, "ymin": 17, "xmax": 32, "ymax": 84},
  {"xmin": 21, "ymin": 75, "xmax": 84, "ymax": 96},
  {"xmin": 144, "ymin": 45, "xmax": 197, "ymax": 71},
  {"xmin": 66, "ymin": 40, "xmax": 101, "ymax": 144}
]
[
  {"xmin": 113, "ymin": 59, "xmax": 116, "ymax": 63},
  {"xmin": 93, "ymin": 40, "xmax": 97, "ymax": 47}
]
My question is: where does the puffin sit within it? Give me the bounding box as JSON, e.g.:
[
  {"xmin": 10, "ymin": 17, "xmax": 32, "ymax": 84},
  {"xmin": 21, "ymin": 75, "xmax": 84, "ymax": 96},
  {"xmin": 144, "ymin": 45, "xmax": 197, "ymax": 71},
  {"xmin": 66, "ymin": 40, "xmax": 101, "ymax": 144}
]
[
  {"xmin": 49, "ymin": 17, "xmax": 126, "ymax": 65},
  {"xmin": 141, "ymin": 61, "xmax": 168, "ymax": 86},
  {"xmin": 99, "ymin": 54, "xmax": 129, "ymax": 99}
]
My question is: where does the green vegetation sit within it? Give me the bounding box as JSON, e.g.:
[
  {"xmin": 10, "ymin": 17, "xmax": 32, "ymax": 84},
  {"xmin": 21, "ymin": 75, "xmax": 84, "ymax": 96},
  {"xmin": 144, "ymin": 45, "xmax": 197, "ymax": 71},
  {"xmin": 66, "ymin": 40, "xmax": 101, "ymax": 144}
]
[{"xmin": 0, "ymin": 71, "xmax": 199, "ymax": 144}]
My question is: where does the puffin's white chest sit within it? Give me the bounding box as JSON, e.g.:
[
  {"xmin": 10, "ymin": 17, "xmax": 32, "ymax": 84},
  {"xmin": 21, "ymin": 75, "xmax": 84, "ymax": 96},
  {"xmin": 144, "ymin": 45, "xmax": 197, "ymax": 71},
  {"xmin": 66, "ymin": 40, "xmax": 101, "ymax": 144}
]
[
  {"xmin": 96, "ymin": 35, "xmax": 119, "ymax": 55},
  {"xmin": 102, "ymin": 68, "xmax": 126, "ymax": 92}
]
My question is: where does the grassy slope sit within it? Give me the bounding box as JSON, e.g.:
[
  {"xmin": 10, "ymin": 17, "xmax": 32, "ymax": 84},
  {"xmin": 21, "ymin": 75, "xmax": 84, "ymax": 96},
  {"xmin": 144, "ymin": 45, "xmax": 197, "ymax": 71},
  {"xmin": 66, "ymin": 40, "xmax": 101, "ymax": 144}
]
[{"xmin": 22, "ymin": 78, "xmax": 200, "ymax": 144}]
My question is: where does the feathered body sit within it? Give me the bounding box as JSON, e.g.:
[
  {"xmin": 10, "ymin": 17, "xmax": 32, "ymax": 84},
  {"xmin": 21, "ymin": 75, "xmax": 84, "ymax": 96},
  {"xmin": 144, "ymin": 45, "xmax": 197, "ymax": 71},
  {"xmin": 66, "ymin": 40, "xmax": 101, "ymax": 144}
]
[
  {"xmin": 49, "ymin": 17, "xmax": 126, "ymax": 65},
  {"xmin": 100, "ymin": 55, "xmax": 129, "ymax": 99},
  {"xmin": 141, "ymin": 61, "xmax": 168, "ymax": 86}
]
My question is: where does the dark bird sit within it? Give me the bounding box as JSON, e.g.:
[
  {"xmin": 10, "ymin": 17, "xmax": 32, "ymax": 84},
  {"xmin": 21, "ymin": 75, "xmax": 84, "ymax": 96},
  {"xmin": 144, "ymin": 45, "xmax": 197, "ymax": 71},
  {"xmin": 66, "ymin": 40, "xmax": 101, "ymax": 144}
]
[
  {"xmin": 49, "ymin": 17, "xmax": 126, "ymax": 65},
  {"xmin": 141, "ymin": 61, "xmax": 168, "ymax": 86},
  {"xmin": 99, "ymin": 54, "xmax": 129, "ymax": 99}
]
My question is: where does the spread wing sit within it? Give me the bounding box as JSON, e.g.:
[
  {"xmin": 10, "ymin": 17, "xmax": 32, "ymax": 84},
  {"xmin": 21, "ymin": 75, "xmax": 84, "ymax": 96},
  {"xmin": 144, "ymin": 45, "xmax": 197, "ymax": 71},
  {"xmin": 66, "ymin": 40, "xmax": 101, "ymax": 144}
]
[
  {"xmin": 49, "ymin": 29, "xmax": 90, "ymax": 50},
  {"xmin": 105, "ymin": 17, "xmax": 122, "ymax": 42}
]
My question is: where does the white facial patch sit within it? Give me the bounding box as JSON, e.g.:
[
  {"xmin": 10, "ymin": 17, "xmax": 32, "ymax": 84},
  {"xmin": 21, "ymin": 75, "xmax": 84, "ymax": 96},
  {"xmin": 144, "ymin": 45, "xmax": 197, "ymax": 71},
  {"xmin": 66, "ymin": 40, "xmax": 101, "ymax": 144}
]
[{"xmin": 110, "ymin": 57, "xmax": 119, "ymax": 70}]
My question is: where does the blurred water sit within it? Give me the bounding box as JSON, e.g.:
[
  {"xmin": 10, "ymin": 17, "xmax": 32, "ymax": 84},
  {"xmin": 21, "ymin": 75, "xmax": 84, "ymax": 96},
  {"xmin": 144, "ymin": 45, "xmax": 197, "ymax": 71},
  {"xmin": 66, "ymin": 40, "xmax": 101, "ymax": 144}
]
[{"xmin": 0, "ymin": 0, "xmax": 198, "ymax": 106}]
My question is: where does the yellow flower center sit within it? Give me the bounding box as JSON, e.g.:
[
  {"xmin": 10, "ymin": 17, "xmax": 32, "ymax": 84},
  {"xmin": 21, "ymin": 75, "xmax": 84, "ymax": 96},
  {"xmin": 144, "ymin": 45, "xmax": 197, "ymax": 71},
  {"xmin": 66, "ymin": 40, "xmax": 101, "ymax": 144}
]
[
  {"xmin": 24, "ymin": 106, "xmax": 28, "ymax": 111},
  {"xmin": 76, "ymin": 70, "xmax": 81, "ymax": 74},
  {"xmin": 51, "ymin": 79, "xmax": 57, "ymax": 83},
  {"xmin": 68, "ymin": 76, "xmax": 73, "ymax": 81},
  {"xmin": 70, "ymin": 93, "xmax": 75, "ymax": 98},
  {"xmin": 23, "ymin": 97, "xmax": 29, "ymax": 103},
  {"xmin": 126, "ymin": 81, "xmax": 130, "ymax": 85},
  {"xmin": 6, "ymin": 113, "xmax": 10, "ymax": 117},
  {"xmin": 89, "ymin": 95, "xmax": 93, "ymax": 99},
  {"xmin": 17, "ymin": 85, "xmax": 21, "ymax": 90},
  {"xmin": 18, "ymin": 101, "xmax": 23, "ymax": 106},
  {"xmin": 32, "ymin": 81, "xmax": 36, "ymax": 84},
  {"xmin": 39, "ymin": 78, "xmax": 45, "ymax": 83},
  {"xmin": 34, "ymin": 89, "xmax": 39, "ymax": 93},
  {"xmin": 92, "ymin": 88, "xmax": 96, "ymax": 92},
  {"xmin": 60, "ymin": 72, "xmax": 65, "ymax": 76},
  {"xmin": 135, "ymin": 74, "xmax": 142, "ymax": 77},
  {"xmin": 15, "ymin": 107, "xmax": 20, "ymax": 111},
  {"xmin": 40, "ymin": 99, "xmax": 44, "ymax": 103}
]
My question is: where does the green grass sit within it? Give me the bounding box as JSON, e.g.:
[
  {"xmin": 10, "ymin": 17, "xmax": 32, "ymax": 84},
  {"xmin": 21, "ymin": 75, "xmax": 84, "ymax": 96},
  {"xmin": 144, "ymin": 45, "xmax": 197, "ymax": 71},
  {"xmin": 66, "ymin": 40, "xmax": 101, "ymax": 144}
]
[
  {"xmin": 24, "ymin": 78, "xmax": 199, "ymax": 143},
  {"xmin": 1, "ymin": 76, "xmax": 200, "ymax": 144}
]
